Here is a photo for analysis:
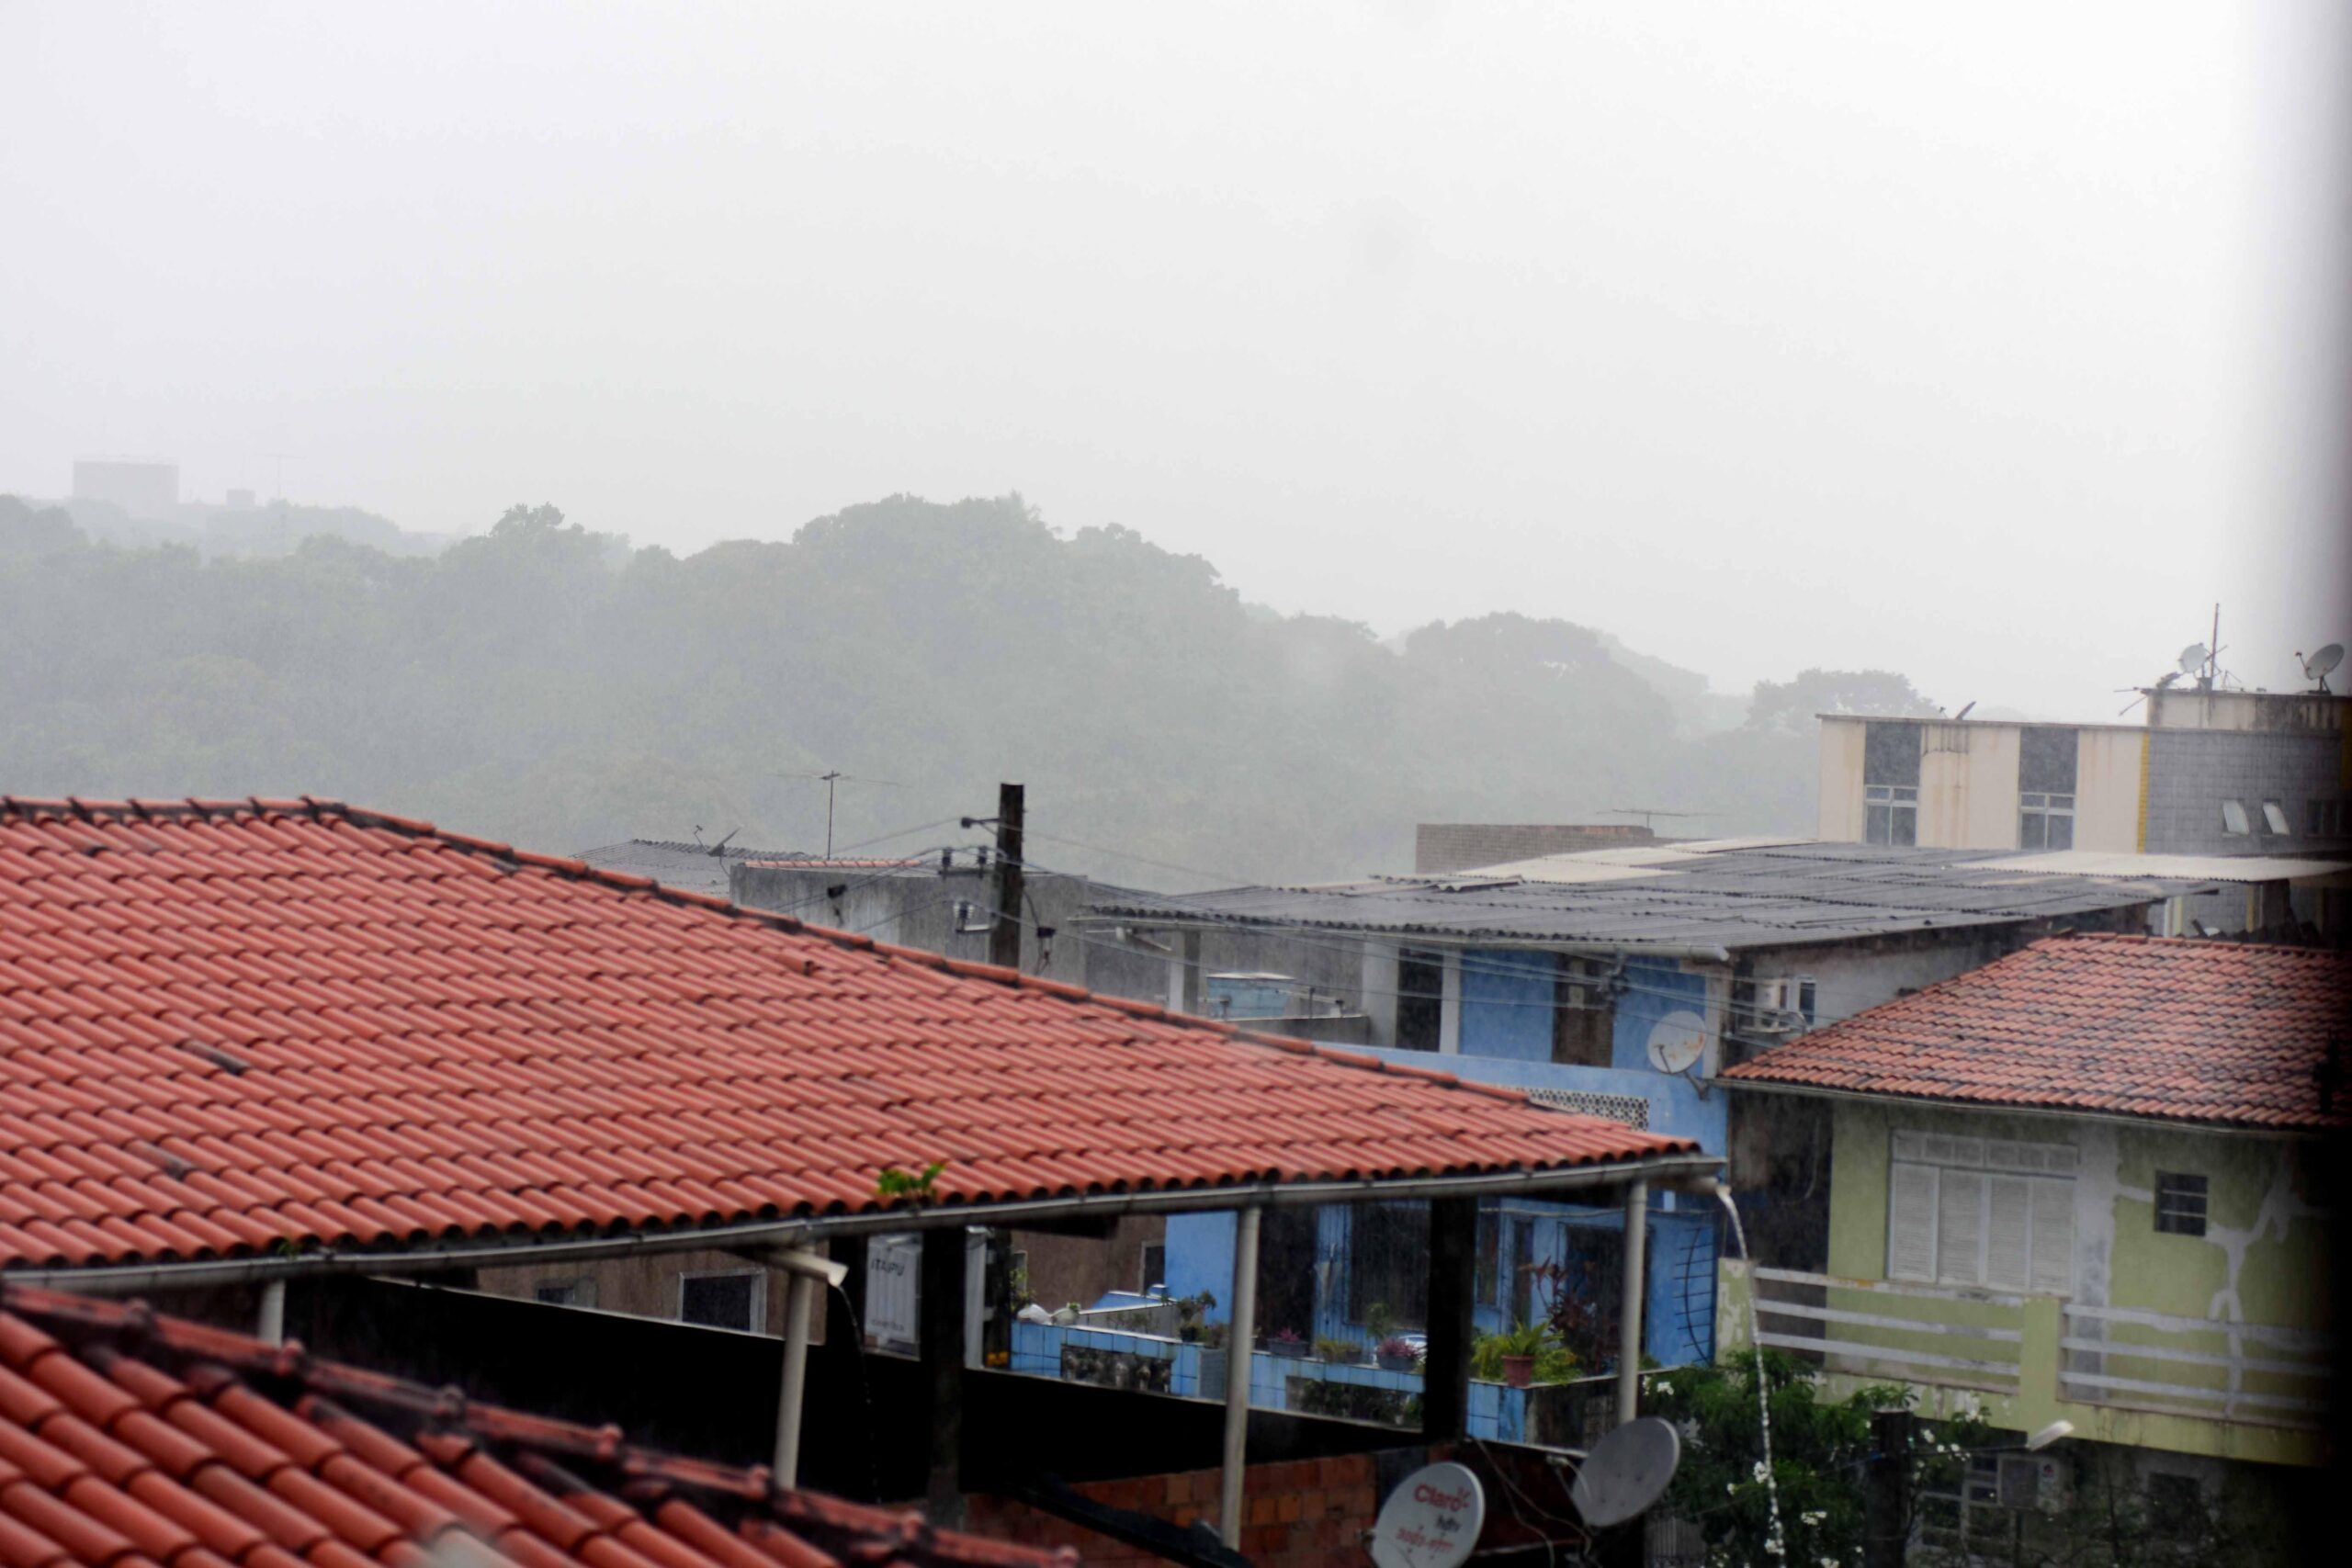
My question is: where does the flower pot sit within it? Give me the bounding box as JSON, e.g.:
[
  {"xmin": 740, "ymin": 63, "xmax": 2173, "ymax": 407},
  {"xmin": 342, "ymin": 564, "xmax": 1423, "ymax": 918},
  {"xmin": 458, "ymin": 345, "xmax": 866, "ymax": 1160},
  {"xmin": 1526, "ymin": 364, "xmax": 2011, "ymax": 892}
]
[
  {"xmin": 1263, "ymin": 1339, "xmax": 1309, "ymax": 1359},
  {"xmin": 1500, "ymin": 1353, "xmax": 1535, "ymax": 1389},
  {"xmin": 1376, "ymin": 1351, "xmax": 1419, "ymax": 1373}
]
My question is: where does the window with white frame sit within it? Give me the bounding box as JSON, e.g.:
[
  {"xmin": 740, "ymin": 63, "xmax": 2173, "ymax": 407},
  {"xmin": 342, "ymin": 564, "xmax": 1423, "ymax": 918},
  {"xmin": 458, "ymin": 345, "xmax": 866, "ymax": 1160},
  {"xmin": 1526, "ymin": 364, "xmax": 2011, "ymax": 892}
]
[
  {"xmin": 2017, "ymin": 728, "xmax": 2078, "ymax": 850},
  {"xmin": 1886, "ymin": 1130, "xmax": 2075, "ymax": 1295},
  {"xmin": 1863, "ymin": 723, "xmax": 1921, "ymax": 846},
  {"xmin": 678, "ymin": 1269, "xmax": 765, "ymax": 1331},
  {"xmin": 2221, "ymin": 799, "xmax": 2250, "ymax": 836}
]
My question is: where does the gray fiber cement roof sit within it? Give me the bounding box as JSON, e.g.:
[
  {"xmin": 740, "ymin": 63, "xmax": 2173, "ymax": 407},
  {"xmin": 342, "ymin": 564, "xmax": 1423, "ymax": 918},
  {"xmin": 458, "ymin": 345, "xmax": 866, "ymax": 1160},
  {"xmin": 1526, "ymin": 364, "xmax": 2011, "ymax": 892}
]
[
  {"xmin": 1085, "ymin": 840, "xmax": 2218, "ymax": 953},
  {"xmin": 574, "ymin": 838, "xmax": 809, "ymax": 898}
]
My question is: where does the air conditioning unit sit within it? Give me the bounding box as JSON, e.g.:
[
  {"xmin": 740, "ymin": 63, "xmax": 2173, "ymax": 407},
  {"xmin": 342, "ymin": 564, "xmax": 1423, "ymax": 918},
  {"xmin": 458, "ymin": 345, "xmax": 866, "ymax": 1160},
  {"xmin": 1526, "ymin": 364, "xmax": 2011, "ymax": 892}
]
[{"xmin": 1745, "ymin": 979, "xmax": 1798, "ymax": 1033}]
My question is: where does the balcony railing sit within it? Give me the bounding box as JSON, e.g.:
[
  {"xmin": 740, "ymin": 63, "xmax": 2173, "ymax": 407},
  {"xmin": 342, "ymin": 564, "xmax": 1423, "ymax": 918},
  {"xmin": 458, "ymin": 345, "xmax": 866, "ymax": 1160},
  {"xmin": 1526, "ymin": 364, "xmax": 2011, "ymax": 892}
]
[
  {"xmin": 1749, "ymin": 1266, "xmax": 2024, "ymax": 1395},
  {"xmin": 1721, "ymin": 1261, "xmax": 2331, "ymax": 1464},
  {"xmin": 2057, "ymin": 1302, "xmax": 2331, "ymax": 1428}
]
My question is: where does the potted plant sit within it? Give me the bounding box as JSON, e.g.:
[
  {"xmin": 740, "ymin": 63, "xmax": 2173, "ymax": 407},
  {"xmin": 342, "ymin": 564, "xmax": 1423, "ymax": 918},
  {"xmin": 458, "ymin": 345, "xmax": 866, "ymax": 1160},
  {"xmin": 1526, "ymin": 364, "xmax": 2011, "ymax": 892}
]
[
  {"xmin": 1315, "ymin": 1336, "xmax": 1365, "ymax": 1365},
  {"xmin": 1174, "ymin": 1290, "xmax": 1216, "ymax": 1343},
  {"xmin": 1492, "ymin": 1320, "xmax": 1550, "ymax": 1389},
  {"xmin": 1364, "ymin": 1301, "xmax": 1400, "ymax": 1345},
  {"xmin": 1375, "ymin": 1336, "xmax": 1421, "ymax": 1373},
  {"xmin": 1263, "ymin": 1327, "xmax": 1309, "ymax": 1359}
]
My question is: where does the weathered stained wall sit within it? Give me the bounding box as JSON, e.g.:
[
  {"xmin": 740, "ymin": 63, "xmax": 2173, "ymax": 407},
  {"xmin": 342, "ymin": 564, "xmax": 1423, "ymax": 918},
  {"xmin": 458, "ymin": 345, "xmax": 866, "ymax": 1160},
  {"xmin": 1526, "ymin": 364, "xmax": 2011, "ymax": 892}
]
[
  {"xmin": 1916, "ymin": 721, "xmax": 2020, "ymax": 849},
  {"xmin": 1824, "ymin": 1101, "xmax": 2327, "ymax": 1327},
  {"xmin": 2074, "ymin": 728, "xmax": 2147, "ymax": 851},
  {"xmin": 1817, "ymin": 716, "xmax": 1868, "ymax": 840}
]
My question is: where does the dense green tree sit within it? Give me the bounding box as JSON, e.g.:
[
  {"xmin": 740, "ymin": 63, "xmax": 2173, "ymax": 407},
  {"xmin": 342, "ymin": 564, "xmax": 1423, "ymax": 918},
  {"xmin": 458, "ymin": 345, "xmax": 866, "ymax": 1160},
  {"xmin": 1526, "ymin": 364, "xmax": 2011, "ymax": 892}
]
[{"xmin": 0, "ymin": 491, "xmax": 1910, "ymax": 885}]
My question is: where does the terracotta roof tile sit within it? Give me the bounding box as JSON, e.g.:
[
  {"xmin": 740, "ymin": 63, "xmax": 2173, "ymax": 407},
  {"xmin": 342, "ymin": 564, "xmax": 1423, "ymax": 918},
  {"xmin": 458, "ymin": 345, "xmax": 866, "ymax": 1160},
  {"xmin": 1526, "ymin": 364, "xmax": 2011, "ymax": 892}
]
[
  {"xmin": 1723, "ymin": 933, "xmax": 2352, "ymax": 1130},
  {"xmin": 0, "ymin": 798, "xmax": 1693, "ymax": 1273},
  {"xmin": 0, "ymin": 1286, "xmax": 1035, "ymax": 1568}
]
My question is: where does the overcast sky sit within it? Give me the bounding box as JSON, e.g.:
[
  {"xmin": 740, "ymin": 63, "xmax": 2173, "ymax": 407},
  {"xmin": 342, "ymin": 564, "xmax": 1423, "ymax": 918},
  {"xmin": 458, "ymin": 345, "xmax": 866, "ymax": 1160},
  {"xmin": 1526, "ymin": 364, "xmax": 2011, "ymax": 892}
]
[{"xmin": 4, "ymin": 2, "xmax": 2345, "ymax": 718}]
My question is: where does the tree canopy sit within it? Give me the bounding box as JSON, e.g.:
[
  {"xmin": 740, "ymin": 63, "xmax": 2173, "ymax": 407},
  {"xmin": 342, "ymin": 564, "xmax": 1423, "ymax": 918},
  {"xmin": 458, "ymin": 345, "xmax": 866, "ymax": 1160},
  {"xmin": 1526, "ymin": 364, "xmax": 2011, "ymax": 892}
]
[{"xmin": 0, "ymin": 491, "xmax": 1936, "ymax": 885}]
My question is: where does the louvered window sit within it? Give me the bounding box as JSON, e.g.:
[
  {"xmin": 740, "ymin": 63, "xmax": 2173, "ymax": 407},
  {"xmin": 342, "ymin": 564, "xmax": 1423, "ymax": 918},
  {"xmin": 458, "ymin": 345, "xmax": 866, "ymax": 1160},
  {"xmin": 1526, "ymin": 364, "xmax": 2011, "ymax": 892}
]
[{"xmin": 1887, "ymin": 1130, "xmax": 2075, "ymax": 1294}]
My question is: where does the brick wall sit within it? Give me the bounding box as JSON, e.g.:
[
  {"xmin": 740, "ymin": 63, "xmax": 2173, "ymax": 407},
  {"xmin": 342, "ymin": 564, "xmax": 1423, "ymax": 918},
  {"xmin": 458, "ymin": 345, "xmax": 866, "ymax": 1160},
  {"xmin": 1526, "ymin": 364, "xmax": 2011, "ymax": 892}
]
[{"xmin": 967, "ymin": 1453, "xmax": 1384, "ymax": 1568}]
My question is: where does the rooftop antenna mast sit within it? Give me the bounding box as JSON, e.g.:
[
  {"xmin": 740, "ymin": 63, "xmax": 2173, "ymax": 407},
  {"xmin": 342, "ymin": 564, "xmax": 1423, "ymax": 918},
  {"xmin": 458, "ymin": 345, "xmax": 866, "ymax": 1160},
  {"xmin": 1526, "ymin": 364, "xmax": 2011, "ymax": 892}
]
[{"xmin": 775, "ymin": 770, "xmax": 903, "ymax": 859}]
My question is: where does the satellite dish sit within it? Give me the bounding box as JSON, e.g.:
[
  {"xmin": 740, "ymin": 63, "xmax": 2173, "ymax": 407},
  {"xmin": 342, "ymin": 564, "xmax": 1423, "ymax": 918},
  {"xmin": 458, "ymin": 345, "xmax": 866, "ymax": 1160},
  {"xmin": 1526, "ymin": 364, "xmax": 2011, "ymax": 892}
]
[
  {"xmin": 1570, "ymin": 1417, "xmax": 1682, "ymax": 1529},
  {"xmin": 1645, "ymin": 1010, "xmax": 1706, "ymax": 1075},
  {"xmin": 2299, "ymin": 644, "xmax": 2343, "ymax": 691},
  {"xmin": 1368, "ymin": 1462, "xmax": 1484, "ymax": 1568},
  {"xmin": 2177, "ymin": 643, "xmax": 2208, "ymax": 675}
]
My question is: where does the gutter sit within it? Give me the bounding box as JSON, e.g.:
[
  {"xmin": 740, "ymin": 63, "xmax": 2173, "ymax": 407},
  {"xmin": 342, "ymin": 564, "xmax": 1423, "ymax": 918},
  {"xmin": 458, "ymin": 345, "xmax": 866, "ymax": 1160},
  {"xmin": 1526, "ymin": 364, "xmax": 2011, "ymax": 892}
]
[
  {"xmin": 1073, "ymin": 913, "xmax": 1739, "ymax": 966},
  {"xmin": 1716, "ymin": 1076, "xmax": 2335, "ymax": 1142},
  {"xmin": 3, "ymin": 1153, "xmax": 1724, "ymax": 1296}
]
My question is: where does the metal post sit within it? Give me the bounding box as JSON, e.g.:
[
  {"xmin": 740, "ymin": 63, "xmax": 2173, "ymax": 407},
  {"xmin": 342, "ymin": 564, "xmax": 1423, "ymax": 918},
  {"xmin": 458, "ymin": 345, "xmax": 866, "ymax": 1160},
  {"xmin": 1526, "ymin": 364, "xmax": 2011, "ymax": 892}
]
[
  {"xmin": 1219, "ymin": 1205, "xmax": 1263, "ymax": 1550},
  {"xmin": 1864, "ymin": 1408, "xmax": 1915, "ymax": 1568},
  {"xmin": 1422, "ymin": 1197, "xmax": 1476, "ymax": 1441},
  {"xmin": 1615, "ymin": 1179, "xmax": 1648, "ymax": 1425},
  {"xmin": 774, "ymin": 1269, "xmax": 820, "ymax": 1486},
  {"xmin": 257, "ymin": 1279, "xmax": 286, "ymax": 1346},
  {"xmin": 922, "ymin": 1227, "xmax": 969, "ymax": 1524}
]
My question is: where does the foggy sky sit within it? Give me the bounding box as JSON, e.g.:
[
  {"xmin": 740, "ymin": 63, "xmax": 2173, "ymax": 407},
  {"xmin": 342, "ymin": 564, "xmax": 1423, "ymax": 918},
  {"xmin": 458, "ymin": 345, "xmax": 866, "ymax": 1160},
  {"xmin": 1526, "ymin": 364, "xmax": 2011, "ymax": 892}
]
[{"xmin": 4, "ymin": 2, "xmax": 2346, "ymax": 719}]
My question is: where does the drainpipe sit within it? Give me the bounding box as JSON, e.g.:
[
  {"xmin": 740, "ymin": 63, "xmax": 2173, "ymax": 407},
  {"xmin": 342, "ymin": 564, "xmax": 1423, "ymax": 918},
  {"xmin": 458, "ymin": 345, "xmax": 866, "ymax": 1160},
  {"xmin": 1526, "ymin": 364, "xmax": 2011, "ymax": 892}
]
[
  {"xmin": 1219, "ymin": 1205, "xmax": 1263, "ymax": 1550},
  {"xmin": 767, "ymin": 1247, "xmax": 850, "ymax": 1488},
  {"xmin": 256, "ymin": 1280, "xmax": 286, "ymax": 1346},
  {"xmin": 1615, "ymin": 1179, "xmax": 1648, "ymax": 1426}
]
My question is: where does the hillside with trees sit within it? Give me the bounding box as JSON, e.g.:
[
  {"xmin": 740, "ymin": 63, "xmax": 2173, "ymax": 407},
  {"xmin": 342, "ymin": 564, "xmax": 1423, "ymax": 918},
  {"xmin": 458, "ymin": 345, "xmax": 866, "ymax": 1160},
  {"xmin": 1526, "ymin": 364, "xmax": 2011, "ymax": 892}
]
[{"xmin": 0, "ymin": 491, "xmax": 1938, "ymax": 886}]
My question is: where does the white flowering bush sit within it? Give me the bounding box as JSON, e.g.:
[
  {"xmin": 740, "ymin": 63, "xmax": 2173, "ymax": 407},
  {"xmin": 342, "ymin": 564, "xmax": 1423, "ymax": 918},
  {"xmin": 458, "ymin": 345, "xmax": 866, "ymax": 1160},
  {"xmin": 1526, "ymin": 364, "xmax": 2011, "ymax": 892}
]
[{"xmin": 1643, "ymin": 1350, "xmax": 1992, "ymax": 1567}]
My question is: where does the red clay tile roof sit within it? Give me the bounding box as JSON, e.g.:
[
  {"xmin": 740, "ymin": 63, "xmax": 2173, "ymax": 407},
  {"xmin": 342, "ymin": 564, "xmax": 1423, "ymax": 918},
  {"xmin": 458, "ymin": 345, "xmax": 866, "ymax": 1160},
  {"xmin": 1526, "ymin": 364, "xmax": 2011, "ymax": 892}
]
[
  {"xmin": 0, "ymin": 797, "xmax": 1696, "ymax": 1272},
  {"xmin": 1722, "ymin": 933, "xmax": 2352, "ymax": 1130},
  {"xmin": 0, "ymin": 1281, "xmax": 1061, "ymax": 1568}
]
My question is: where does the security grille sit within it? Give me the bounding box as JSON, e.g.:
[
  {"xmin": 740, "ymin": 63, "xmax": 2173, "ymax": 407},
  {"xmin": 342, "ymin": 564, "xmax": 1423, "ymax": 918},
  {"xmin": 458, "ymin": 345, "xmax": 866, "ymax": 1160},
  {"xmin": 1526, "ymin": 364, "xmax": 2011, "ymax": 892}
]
[{"xmin": 1529, "ymin": 1088, "xmax": 1650, "ymax": 1129}]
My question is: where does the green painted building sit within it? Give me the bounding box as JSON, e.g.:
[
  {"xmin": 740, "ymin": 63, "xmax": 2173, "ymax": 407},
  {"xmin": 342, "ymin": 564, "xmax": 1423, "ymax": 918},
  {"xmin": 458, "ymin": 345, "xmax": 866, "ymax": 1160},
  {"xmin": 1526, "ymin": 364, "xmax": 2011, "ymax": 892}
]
[{"xmin": 1722, "ymin": 933, "xmax": 2341, "ymax": 1556}]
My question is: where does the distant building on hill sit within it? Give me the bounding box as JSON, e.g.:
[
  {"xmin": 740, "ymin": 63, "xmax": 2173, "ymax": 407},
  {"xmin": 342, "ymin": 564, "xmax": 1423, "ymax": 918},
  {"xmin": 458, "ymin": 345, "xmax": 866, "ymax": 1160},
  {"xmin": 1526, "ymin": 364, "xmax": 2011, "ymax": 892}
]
[{"xmin": 71, "ymin": 457, "xmax": 177, "ymax": 518}]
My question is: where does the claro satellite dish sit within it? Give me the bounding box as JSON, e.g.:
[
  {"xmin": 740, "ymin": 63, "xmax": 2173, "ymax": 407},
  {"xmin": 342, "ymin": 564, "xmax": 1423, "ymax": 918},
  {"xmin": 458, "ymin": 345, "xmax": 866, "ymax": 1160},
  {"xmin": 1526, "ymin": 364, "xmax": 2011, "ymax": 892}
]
[
  {"xmin": 1369, "ymin": 1462, "xmax": 1484, "ymax": 1568},
  {"xmin": 2177, "ymin": 642, "xmax": 2209, "ymax": 675},
  {"xmin": 1570, "ymin": 1417, "xmax": 1682, "ymax": 1529},
  {"xmin": 2298, "ymin": 644, "xmax": 2343, "ymax": 694}
]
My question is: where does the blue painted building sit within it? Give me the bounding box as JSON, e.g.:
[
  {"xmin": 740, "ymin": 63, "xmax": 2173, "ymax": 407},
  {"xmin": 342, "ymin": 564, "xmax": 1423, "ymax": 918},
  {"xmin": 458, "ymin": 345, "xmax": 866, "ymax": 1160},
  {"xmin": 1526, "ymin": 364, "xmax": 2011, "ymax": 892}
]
[{"xmin": 1089, "ymin": 838, "xmax": 2181, "ymax": 1375}]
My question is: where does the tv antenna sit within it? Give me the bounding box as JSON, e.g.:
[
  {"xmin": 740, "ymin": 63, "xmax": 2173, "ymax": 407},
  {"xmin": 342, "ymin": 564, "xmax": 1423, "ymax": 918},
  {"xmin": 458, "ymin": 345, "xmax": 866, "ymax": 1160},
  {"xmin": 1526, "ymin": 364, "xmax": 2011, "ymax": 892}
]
[
  {"xmin": 775, "ymin": 770, "xmax": 903, "ymax": 859},
  {"xmin": 1566, "ymin": 1416, "xmax": 1682, "ymax": 1528},
  {"xmin": 1607, "ymin": 807, "xmax": 1710, "ymax": 832},
  {"xmin": 2297, "ymin": 643, "xmax": 2343, "ymax": 694}
]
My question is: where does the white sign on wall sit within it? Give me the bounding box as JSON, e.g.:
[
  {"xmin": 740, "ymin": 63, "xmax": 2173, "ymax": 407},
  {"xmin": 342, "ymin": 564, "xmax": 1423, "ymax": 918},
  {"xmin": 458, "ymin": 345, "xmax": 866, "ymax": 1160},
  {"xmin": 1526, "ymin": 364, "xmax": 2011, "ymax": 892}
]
[{"xmin": 865, "ymin": 1233, "xmax": 921, "ymax": 1354}]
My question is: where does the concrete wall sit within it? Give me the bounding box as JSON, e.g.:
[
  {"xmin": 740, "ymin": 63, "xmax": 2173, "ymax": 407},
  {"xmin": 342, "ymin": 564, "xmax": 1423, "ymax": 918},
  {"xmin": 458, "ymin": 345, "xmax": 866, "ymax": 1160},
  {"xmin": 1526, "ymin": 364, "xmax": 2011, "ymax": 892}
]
[
  {"xmin": 1917, "ymin": 721, "xmax": 2020, "ymax": 849},
  {"xmin": 1813, "ymin": 1099, "xmax": 2331, "ymax": 1464},
  {"xmin": 1456, "ymin": 947, "xmax": 1554, "ymax": 1063},
  {"xmin": 1817, "ymin": 717, "xmax": 1868, "ymax": 840},
  {"xmin": 2143, "ymin": 688, "xmax": 2347, "ymax": 733},
  {"xmin": 2075, "ymin": 728, "xmax": 2148, "ymax": 852},
  {"xmin": 730, "ymin": 863, "xmax": 1093, "ymax": 985},
  {"xmin": 1414, "ymin": 822, "xmax": 1658, "ymax": 874},
  {"xmin": 2143, "ymin": 728, "xmax": 2346, "ymax": 855}
]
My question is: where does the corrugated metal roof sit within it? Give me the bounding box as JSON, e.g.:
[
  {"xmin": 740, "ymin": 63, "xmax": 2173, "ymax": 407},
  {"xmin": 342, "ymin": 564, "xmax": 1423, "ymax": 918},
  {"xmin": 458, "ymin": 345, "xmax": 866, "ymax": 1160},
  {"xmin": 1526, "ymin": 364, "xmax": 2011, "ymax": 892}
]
[
  {"xmin": 1976, "ymin": 849, "xmax": 2352, "ymax": 882},
  {"xmin": 1086, "ymin": 840, "xmax": 2214, "ymax": 952}
]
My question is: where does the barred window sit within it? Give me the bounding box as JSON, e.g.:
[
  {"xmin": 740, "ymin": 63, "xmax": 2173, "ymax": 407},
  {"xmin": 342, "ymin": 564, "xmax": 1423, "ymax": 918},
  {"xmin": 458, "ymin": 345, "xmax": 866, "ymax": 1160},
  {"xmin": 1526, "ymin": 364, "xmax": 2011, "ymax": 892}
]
[{"xmin": 2154, "ymin": 1172, "xmax": 2207, "ymax": 1236}]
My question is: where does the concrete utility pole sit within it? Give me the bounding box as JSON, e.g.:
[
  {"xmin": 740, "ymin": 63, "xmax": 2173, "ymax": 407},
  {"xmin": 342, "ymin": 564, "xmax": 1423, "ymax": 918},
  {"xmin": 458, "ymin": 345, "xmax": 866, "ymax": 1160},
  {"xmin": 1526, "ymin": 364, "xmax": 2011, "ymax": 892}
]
[{"xmin": 989, "ymin": 782, "xmax": 1024, "ymax": 972}]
